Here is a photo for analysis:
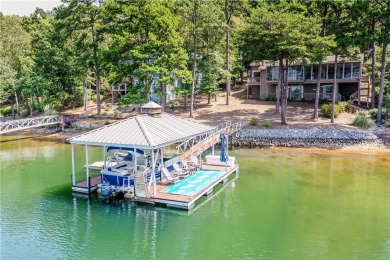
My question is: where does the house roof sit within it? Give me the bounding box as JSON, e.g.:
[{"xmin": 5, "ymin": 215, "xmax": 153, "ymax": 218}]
[
  {"xmin": 142, "ymin": 101, "xmax": 162, "ymax": 109},
  {"xmin": 69, "ymin": 113, "xmax": 214, "ymax": 149}
]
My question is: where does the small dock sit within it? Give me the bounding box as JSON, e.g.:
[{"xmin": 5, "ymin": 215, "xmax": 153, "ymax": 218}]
[
  {"xmin": 72, "ymin": 176, "xmax": 101, "ymax": 193},
  {"xmin": 135, "ymin": 164, "xmax": 239, "ymax": 210}
]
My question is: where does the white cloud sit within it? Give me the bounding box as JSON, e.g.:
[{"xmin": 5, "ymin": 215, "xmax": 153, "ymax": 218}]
[{"xmin": 0, "ymin": 0, "xmax": 62, "ymax": 16}]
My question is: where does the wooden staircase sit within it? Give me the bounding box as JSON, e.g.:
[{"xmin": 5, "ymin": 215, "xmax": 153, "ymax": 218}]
[{"xmin": 351, "ymin": 76, "xmax": 371, "ymax": 105}]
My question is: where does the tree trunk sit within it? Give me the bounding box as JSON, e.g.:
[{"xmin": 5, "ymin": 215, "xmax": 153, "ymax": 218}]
[
  {"xmin": 190, "ymin": 35, "xmax": 197, "ymax": 117},
  {"xmin": 376, "ymin": 42, "xmax": 387, "ymax": 124},
  {"xmin": 371, "ymin": 42, "xmax": 376, "ymax": 109},
  {"xmin": 275, "ymin": 65, "xmax": 281, "ymax": 114},
  {"xmin": 226, "ymin": 29, "xmax": 231, "ymax": 105},
  {"xmin": 182, "ymin": 93, "xmax": 186, "ymax": 112},
  {"xmin": 314, "ymin": 61, "xmax": 322, "ymax": 119},
  {"xmin": 279, "ymin": 58, "xmax": 288, "ymax": 125},
  {"xmin": 331, "ymin": 51, "xmax": 338, "ymax": 123},
  {"xmin": 161, "ymin": 81, "xmax": 166, "ymax": 112},
  {"xmin": 15, "ymin": 93, "xmax": 20, "ymax": 115},
  {"xmin": 84, "ymin": 79, "xmax": 87, "ymax": 111},
  {"xmin": 11, "ymin": 102, "xmax": 15, "ymax": 119},
  {"xmin": 91, "ymin": 14, "xmax": 101, "ymax": 116}
]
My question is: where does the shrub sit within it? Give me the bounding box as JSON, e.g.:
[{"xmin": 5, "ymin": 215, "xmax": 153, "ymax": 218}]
[
  {"xmin": 249, "ymin": 117, "xmax": 260, "ymax": 126},
  {"xmin": 352, "ymin": 114, "xmax": 375, "ymax": 128},
  {"xmin": 20, "ymin": 109, "xmax": 30, "ymax": 117},
  {"xmin": 337, "ymin": 101, "xmax": 356, "ymax": 113},
  {"xmin": 44, "ymin": 104, "xmax": 58, "ymax": 115},
  {"xmin": 321, "ymin": 104, "xmax": 339, "ymax": 118},
  {"xmin": 263, "ymin": 121, "xmax": 272, "ymax": 127},
  {"xmin": 369, "ymin": 108, "xmax": 389, "ymax": 120},
  {"xmin": 0, "ymin": 106, "xmax": 12, "ymax": 116}
]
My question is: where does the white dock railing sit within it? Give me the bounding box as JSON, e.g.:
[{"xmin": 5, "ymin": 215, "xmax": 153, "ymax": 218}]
[
  {"xmin": 176, "ymin": 121, "xmax": 244, "ymax": 160},
  {"xmin": 0, "ymin": 115, "xmax": 62, "ymax": 134}
]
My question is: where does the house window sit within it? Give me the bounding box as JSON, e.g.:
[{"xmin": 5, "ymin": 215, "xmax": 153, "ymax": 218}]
[
  {"xmin": 323, "ymin": 85, "xmax": 333, "ymax": 99},
  {"xmin": 321, "ymin": 64, "xmax": 327, "ymax": 79},
  {"xmin": 352, "ymin": 63, "xmax": 360, "ymax": 78},
  {"xmin": 344, "ymin": 63, "xmax": 352, "ymax": 79},
  {"xmin": 266, "ymin": 67, "xmax": 272, "ymax": 81},
  {"xmin": 290, "ymin": 85, "xmax": 303, "ymax": 99},
  {"xmin": 337, "ymin": 64, "xmax": 343, "ymax": 79},
  {"xmin": 272, "ymin": 67, "xmax": 279, "ymax": 81},
  {"xmin": 252, "ymin": 71, "xmax": 260, "ymax": 82},
  {"xmin": 304, "ymin": 66, "xmax": 311, "ymax": 80},
  {"xmin": 328, "ymin": 64, "xmax": 335, "ymax": 79},
  {"xmin": 288, "ymin": 66, "xmax": 295, "ymax": 80},
  {"xmin": 312, "ymin": 65, "xmax": 318, "ymax": 80},
  {"xmin": 296, "ymin": 67, "xmax": 304, "ymax": 80}
]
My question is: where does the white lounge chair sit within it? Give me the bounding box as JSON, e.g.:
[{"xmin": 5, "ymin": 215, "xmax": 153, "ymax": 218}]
[
  {"xmin": 161, "ymin": 168, "xmax": 180, "ymax": 184},
  {"xmin": 181, "ymin": 160, "xmax": 196, "ymax": 174},
  {"xmin": 173, "ymin": 163, "xmax": 189, "ymax": 178},
  {"xmin": 188, "ymin": 156, "xmax": 202, "ymax": 170}
]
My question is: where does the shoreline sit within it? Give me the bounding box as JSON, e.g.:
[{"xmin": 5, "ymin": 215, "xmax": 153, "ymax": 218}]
[{"xmin": 3, "ymin": 126, "xmax": 389, "ymax": 152}]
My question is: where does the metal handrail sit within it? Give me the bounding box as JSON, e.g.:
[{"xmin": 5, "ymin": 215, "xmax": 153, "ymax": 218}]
[{"xmin": 0, "ymin": 115, "xmax": 61, "ymax": 134}]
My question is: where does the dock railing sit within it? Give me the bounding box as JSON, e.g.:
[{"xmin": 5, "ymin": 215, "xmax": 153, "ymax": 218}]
[{"xmin": 176, "ymin": 121, "xmax": 244, "ymax": 161}]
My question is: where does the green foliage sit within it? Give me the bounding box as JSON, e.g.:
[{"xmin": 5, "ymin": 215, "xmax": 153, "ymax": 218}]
[
  {"xmin": 249, "ymin": 117, "xmax": 259, "ymax": 126},
  {"xmin": 321, "ymin": 103, "xmax": 341, "ymax": 118},
  {"xmin": 263, "ymin": 121, "xmax": 272, "ymax": 127},
  {"xmin": 353, "ymin": 114, "xmax": 375, "ymax": 128},
  {"xmin": 369, "ymin": 108, "xmax": 390, "ymax": 120},
  {"xmin": 337, "ymin": 101, "xmax": 356, "ymax": 114},
  {"xmin": 44, "ymin": 104, "xmax": 58, "ymax": 116},
  {"xmin": 0, "ymin": 106, "xmax": 12, "ymax": 116},
  {"xmin": 20, "ymin": 109, "xmax": 30, "ymax": 117}
]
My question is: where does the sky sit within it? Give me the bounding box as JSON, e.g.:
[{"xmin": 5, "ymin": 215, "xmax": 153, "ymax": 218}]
[{"xmin": 0, "ymin": 0, "xmax": 62, "ymax": 16}]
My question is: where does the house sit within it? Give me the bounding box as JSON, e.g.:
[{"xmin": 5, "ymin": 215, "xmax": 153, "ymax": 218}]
[
  {"xmin": 111, "ymin": 75, "xmax": 181, "ymax": 104},
  {"xmin": 247, "ymin": 55, "xmax": 370, "ymax": 104}
]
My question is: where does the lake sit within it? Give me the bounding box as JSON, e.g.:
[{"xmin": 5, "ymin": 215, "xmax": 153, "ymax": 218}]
[{"xmin": 1, "ymin": 134, "xmax": 389, "ymax": 259}]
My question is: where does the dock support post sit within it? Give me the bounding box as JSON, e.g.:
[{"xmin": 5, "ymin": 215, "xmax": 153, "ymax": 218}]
[
  {"xmin": 226, "ymin": 135, "xmax": 229, "ymax": 157},
  {"xmin": 152, "ymin": 149, "xmax": 156, "ymax": 196},
  {"xmin": 85, "ymin": 145, "xmax": 90, "ymax": 191},
  {"xmin": 71, "ymin": 143, "xmax": 75, "ymax": 185},
  {"xmin": 212, "ymin": 133, "xmax": 215, "ymax": 156},
  {"xmin": 103, "ymin": 146, "xmax": 106, "ymax": 169},
  {"xmin": 88, "ymin": 176, "xmax": 91, "ymax": 196}
]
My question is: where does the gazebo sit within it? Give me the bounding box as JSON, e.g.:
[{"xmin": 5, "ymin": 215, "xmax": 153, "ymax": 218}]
[{"xmin": 69, "ymin": 102, "xmax": 215, "ymax": 196}]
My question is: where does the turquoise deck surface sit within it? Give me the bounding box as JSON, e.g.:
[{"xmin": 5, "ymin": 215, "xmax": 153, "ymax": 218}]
[{"xmin": 161, "ymin": 169, "xmax": 226, "ymax": 196}]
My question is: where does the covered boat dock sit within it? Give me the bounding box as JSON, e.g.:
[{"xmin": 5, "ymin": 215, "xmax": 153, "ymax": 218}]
[{"xmin": 68, "ymin": 102, "xmax": 241, "ymax": 210}]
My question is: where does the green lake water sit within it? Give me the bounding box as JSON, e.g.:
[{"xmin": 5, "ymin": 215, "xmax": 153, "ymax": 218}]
[{"xmin": 1, "ymin": 135, "xmax": 389, "ymax": 259}]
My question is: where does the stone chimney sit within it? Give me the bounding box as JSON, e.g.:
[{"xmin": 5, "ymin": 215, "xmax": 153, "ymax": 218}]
[{"xmin": 141, "ymin": 101, "xmax": 162, "ymax": 118}]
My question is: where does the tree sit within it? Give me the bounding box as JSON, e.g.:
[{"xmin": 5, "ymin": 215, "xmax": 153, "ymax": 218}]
[
  {"xmin": 220, "ymin": 0, "xmax": 248, "ymax": 105},
  {"xmin": 103, "ymin": 0, "xmax": 191, "ymax": 111},
  {"xmin": 306, "ymin": 1, "xmax": 336, "ymax": 120},
  {"xmin": 0, "ymin": 14, "xmax": 32, "ymax": 116},
  {"xmin": 376, "ymin": 0, "xmax": 390, "ymax": 124},
  {"xmin": 57, "ymin": 0, "xmax": 106, "ymax": 115},
  {"xmin": 240, "ymin": 1, "xmax": 322, "ymax": 125}
]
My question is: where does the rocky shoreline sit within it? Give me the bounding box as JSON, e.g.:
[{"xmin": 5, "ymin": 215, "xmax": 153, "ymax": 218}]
[
  {"xmin": 232, "ymin": 129, "xmax": 389, "ymax": 150},
  {"xmin": 8, "ymin": 125, "xmax": 390, "ymax": 150}
]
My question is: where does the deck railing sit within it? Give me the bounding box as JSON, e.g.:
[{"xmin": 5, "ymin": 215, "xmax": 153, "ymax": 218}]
[{"xmin": 264, "ymin": 93, "xmax": 342, "ymax": 102}]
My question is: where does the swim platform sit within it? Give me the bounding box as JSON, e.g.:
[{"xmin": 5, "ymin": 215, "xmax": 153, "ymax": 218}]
[{"xmin": 161, "ymin": 169, "xmax": 226, "ymax": 196}]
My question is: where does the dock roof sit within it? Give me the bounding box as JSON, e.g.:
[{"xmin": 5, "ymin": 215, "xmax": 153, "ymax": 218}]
[{"xmin": 69, "ymin": 113, "xmax": 214, "ymax": 149}]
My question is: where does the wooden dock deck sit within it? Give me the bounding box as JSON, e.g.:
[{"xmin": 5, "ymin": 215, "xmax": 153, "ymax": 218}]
[
  {"xmin": 135, "ymin": 164, "xmax": 239, "ymax": 210},
  {"xmin": 72, "ymin": 175, "xmax": 101, "ymax": 193}
]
